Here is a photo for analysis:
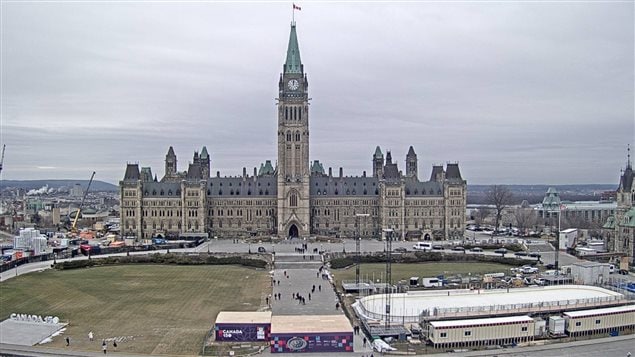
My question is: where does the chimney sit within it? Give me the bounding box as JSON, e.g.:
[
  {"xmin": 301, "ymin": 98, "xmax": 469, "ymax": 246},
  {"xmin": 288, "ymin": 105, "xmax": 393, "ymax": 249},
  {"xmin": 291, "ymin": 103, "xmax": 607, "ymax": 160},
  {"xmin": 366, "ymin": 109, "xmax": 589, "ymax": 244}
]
[
  {"xmin": 253, "ymin": 167, "xmax": 257, "ymax": 177},
  {"xmin": 216, "ymin": 171, "xmax": 220, "ymax": 178},
  {"xmin": 339, "ymin": 167, "xmax": 343, "ymax": 177},
  {"xmin": 243, "ymin": 167, "xmax": 247, "ymax": 177},
  {"xmin": 363, "ymin": 171, "xmax": 366, "ymax": 177},
  {"xmin": 329, "ymin": 167, "xmax": 332, "ymax": 177}
]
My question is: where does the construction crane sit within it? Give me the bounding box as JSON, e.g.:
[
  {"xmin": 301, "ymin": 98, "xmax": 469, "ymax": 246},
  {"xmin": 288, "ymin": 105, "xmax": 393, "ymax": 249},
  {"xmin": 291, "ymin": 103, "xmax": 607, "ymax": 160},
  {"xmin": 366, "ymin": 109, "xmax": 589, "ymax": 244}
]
[
  {"xmin": 0, "ymin": 145, "xmax": 5, "ymax": 174},
  {"xmin": 70, "ymin": 171, "xmax": 96, "ymax": 236}
]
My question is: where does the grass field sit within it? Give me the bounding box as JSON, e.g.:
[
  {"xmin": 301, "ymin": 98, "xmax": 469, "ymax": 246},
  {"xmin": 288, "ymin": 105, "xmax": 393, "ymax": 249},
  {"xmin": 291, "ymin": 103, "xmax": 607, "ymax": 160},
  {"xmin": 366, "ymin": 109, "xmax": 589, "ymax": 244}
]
[
  {"xmin": 0, "ymin": 265, "xmax": 269, "ymax": 355},
  {"xmin": 331, "ymin": 262, "xmax": 512, "ymax": 284}
]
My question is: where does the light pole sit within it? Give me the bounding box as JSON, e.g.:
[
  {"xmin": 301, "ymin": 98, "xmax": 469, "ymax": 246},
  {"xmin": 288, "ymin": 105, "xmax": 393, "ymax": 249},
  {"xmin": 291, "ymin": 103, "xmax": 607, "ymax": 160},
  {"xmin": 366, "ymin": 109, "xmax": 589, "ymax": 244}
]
[
  {"xmin": 355, "ymin": 214, "xmax": 369, "ymax": 286},
  {"xmin": 382, "ymin": 228, "xmax": 394, "ymax": 329}
]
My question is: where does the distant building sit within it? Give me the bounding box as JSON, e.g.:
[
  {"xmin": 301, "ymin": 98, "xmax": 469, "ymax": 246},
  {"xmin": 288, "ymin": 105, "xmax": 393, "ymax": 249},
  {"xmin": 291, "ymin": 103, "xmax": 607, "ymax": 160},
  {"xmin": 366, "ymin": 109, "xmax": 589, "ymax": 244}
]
[
  {"xmin": 70, "ymin": 183, "xmax": 83, "ymax": 197},
  {"xmin": 537, "ymin": 188, "xmax": 616, "ymax": 229},
  {"xmin": 119, "ymin": 22, "xmax": 467, "ymax": 241},
  {"xmin": 604, "ymin": 147, "xmax": 635, "ymax": 266}
]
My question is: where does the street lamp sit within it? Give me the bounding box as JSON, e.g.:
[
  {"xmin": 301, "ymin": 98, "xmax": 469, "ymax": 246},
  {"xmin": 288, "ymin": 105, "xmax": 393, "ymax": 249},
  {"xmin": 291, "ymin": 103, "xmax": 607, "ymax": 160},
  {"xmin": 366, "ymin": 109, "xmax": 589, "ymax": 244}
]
[
  {"xmin": 382, "ymin": 228, "xmax": 394, "ymax": 329},
  {"xmin": 355, "ymin": 214, "xmax": 370, "ymax": 286}
]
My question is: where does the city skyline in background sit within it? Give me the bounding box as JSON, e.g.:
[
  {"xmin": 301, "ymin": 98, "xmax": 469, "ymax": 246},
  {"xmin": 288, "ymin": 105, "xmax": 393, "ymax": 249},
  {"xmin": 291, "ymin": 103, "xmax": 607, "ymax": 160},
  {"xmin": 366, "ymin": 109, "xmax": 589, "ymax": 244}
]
[{"xmin": 1, "ymin": 2, "xmax": 633, "ymax": 185}]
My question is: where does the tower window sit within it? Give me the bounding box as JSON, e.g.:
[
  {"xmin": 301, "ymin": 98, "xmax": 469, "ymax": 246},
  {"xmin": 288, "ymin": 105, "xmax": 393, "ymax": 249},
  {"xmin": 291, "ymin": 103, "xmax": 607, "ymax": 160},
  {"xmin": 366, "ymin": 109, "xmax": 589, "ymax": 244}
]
[
  {"xmin": 287, "ymin": 132, "xmax": 292, "ymax": 141},
  {"xmin": 285, "ymin": 106, "xmax": 288, "ymax": 120}
]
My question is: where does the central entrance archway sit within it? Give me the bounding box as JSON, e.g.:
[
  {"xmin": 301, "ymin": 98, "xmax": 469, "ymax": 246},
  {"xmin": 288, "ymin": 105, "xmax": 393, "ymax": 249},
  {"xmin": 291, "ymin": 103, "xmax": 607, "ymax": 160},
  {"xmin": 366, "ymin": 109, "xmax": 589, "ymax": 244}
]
[{"xmin": 288, "ymin": 224, "xmax": 299, "ymax": 238}]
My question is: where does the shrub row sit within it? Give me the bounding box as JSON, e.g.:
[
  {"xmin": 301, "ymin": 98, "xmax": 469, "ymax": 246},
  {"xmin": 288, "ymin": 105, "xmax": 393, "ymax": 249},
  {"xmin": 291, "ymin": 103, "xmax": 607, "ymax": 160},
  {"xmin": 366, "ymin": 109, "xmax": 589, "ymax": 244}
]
[
  {"xmin": 329, "ymin": 252, "xmax": 530, "ymax": 269},
  {"xmin": 54, "ymin": 254, "xmax": 267, "ymax": 270}
]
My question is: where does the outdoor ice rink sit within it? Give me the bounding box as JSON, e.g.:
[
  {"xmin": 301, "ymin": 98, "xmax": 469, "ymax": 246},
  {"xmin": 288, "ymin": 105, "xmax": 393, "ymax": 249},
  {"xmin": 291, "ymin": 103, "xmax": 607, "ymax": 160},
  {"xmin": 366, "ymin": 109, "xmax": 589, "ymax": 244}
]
[{"xmin": 357, "ymin": 285, "xmax": 626, "ymax": 322}]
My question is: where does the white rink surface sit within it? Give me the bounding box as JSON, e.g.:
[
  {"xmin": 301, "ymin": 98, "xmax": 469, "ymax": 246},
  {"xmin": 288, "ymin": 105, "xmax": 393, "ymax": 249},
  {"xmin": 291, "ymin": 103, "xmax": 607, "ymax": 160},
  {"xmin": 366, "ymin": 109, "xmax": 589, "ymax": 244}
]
[{"xmin": 360, "ymin": 285, "xmax": 623, "ymax": 317}]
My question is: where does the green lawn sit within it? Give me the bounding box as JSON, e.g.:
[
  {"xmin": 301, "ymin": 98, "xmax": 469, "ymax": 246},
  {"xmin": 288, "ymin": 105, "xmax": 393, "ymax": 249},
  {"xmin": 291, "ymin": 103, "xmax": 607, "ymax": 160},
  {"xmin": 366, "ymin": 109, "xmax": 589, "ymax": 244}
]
[
  {"xmin": 0, "ymin": 265, "xmax": 269, "ymax": 355},
  {"xmin": 332, "ymin": 262, "xmax": 511, "ymax": 284}
]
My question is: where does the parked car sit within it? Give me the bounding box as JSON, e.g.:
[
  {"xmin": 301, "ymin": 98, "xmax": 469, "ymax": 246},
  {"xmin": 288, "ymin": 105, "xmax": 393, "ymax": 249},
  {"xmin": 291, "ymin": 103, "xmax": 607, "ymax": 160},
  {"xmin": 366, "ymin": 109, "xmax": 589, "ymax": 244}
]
[
  {"xmin": 494, "ymin": 248, "xmax": 507, "ymax": 254},
  {"xmin": 452, "ymin": 246, "xmax": 465, "ymax": 252},
  {"xmin": 520, "ymin": 265, "xmax": 539, "ymax": 274},
  {"xmin": 470, "ymin": 247, "xmax": 483, "ymax": 252},
  {"xmin": 529, "ymin": 252, "xmax": 541, "ymax": 258},
  {"xmin": 432, "ymin": 245, "xmax": 444, "ymax": 250},
  {"xmin": 394, "ymin": 247, "xmax": 408, "ymax": 253},
  {"xmin": 257, "ymin": 246, "xmax": 266, "ymax": 253},
  {"xmin": 514, "ymin": 251, "xmax": 528, "ymax": 257}
]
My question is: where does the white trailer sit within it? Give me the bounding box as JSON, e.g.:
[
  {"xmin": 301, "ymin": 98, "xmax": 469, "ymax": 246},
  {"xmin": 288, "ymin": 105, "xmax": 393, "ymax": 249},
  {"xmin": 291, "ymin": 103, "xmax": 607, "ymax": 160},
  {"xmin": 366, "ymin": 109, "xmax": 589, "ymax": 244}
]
[
  {"xmin": 426, "ymin": 315, "xmax": 535, "ymax": 349},
  {"xmin": 564, "ymin": 305, "xmax": 635, "ymax": 337}
]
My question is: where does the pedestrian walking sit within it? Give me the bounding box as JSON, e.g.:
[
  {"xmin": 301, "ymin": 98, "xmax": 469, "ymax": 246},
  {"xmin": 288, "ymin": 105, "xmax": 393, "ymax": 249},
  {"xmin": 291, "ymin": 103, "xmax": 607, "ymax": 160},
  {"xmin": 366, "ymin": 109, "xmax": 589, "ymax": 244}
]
[
  {"xmin": 319, "ymin": 285, "xmax": 321, "ymax": 292},
  {"xmin": 277, "ymin": 280, "xmax": 280, "ymax": 286},
  {"xmin": 88, "ymin": 331, "xmax": 94, "ymax": 341},
  {"xmin": 308, "ymin": 293, "xmax": 311, "ymax": 301},
  {"xmin": 335, "ymin": 302, "xmax": 340, "ymax": 310},
  {"xmin": 317, "ymin": 271, "xmax": 320, "ymax": 278},
  {"xmin": 65, "ymin": 337, "xmax": 70, "ymax": 346},
  {"xmin": 102, "ymin": 340, "xmax": 107, "ymax": 354},
  {"xmin": 363, "ymin": 337, "xmax": 367, "ymax": 347},
  {"xmin": 113, "ymin": 341, "xmax": 117, "ymax": 351},
  {"xmin": 266, "ymin": 296, "xmax": 269, "ymax": 305}
]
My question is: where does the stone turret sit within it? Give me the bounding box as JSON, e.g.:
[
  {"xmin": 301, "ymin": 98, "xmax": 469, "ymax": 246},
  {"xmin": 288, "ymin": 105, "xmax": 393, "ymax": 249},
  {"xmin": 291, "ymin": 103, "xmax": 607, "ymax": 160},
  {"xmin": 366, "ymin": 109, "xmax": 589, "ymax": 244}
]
[{"xmin": 406, "ymin": 146, "xmax": 418, "ymax": 179}]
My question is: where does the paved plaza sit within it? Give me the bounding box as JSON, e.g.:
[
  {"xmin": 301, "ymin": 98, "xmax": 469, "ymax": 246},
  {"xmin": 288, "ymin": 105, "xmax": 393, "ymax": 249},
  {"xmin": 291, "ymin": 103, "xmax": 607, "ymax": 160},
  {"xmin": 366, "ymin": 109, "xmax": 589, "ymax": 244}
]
[{"xmin": 267, "ymin": 250, "xmax": 374, "ymax": 354}]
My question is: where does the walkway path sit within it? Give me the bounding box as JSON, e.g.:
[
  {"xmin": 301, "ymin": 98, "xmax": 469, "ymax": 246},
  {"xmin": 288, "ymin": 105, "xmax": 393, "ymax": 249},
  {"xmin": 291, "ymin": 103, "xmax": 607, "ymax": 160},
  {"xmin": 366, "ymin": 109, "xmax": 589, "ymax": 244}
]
[{"xmin": 266, "ymin": 251, "xmax": 374, "ymax": 355}]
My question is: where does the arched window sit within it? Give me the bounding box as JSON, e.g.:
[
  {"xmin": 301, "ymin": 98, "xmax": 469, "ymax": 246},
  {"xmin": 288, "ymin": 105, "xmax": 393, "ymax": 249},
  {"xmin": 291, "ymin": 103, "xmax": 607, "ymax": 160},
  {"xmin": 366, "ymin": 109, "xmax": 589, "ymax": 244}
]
[
  {"xmin": 299, "ymin": 106, "xmax": 302, "ymax": 120},
  {"xmin": 295, "ymin": 131, "xmax": 301, "ymax": 141},
  {"xmin": 285, "ymin": 106, "xmax": 288, "ymax": 120},
  {"xmin": 290, "ymin": 192, "xmax": 298, "ymax": 207},
  {"xmin": 287, "ymin": 131, "xmax": 292, "ymax": 141}
]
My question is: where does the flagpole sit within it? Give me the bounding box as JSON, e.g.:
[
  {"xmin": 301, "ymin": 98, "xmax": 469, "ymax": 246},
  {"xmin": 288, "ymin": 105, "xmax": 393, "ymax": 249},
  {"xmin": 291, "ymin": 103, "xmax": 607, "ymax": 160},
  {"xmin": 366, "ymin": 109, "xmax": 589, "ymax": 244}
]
[{"xmin": 292, "ymin": 5, "xmax": 294, "ymax": 23}]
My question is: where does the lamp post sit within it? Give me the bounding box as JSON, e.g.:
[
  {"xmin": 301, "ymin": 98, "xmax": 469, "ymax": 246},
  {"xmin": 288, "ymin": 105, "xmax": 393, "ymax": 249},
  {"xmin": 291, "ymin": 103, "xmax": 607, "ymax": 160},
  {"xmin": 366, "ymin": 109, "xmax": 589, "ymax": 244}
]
[
  {"xmin": 355, "ymin": 214, "xmax": 370, "ymax": 286},
  {"xmin": 382, "ymin": 228, "xmax": 394, "ymax": 329}
]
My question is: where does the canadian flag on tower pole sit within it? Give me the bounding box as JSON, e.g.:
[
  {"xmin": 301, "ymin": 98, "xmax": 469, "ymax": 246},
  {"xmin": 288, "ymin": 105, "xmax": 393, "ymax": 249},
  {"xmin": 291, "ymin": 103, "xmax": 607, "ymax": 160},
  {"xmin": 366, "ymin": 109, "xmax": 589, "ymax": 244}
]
[{"xmin": 293, "ymin": 3, "xmax": 301, "ymax": 11}]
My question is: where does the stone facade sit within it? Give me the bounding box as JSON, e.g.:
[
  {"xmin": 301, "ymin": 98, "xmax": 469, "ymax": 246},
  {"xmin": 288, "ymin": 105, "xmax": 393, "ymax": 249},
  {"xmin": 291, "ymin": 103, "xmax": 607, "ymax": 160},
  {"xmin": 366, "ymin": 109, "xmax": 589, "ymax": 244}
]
[
  {"xmin": 119, "ymin": 22, "xmax": 467, "ymax": 241},
  {"xmin": 604, "ymin": 148, "xmax": 635, "ymax": 266}
]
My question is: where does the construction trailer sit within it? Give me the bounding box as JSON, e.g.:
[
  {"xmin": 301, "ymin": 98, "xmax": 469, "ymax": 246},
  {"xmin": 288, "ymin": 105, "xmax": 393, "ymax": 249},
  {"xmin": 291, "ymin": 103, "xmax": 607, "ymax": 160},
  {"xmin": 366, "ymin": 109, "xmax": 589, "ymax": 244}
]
[
  {"xmin": 564, "ymin": 305, "xmax": 635, "ymax": 337},
  {"xmin": 424, "ymin": 315, "xmax": 535, "ymax": 349}
]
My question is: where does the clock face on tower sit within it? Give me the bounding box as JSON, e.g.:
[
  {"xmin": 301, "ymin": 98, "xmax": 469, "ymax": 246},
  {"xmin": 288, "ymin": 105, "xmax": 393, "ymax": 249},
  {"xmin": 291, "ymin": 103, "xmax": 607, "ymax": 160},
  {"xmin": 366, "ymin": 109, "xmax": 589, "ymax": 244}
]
[{"xmin": 287, "ymin": 79, "xmax": 299, "ymax": 91}]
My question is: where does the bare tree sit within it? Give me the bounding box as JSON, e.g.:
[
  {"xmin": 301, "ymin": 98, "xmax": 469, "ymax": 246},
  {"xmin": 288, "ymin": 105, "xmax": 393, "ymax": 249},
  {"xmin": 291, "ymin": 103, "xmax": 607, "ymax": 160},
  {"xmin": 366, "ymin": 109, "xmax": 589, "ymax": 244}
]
[
  {"xmin": 474, "ymin": 207, "xmax": 493, "ymax": 227},
  {"xmin": 486, "ymin": 185, "xmax": 513, "ymax": 231},
  {"xmin": 513, "ymin": 207, "xmax": 536, "ymax": 235}
]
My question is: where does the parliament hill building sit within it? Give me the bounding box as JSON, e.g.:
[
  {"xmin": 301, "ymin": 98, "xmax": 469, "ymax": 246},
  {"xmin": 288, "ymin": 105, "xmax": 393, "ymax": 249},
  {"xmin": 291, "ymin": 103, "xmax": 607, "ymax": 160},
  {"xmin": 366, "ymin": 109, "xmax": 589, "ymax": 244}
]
[{"xmin": 120, "ymin": 23, "xmax": 467, "ymax": 241}]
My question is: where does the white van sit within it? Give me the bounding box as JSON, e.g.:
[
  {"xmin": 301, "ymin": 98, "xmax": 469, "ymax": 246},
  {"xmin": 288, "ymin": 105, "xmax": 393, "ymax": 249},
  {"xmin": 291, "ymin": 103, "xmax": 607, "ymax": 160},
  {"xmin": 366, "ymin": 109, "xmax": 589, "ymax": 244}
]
[
  {"xmin": 413, "ymin": 242, "xmax": 433, "ymax": 251},
  {"xmin": 421, "ymin": 277, "xmax": 443, "ymax": 288}
]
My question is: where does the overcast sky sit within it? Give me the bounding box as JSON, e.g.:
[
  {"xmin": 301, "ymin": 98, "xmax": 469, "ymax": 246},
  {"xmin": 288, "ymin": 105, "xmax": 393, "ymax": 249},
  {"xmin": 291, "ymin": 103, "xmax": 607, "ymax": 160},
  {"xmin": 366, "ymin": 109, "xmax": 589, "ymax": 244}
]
[{"xmin": 1, "ymin": 1, "xmax": 633, "ymax": 185}]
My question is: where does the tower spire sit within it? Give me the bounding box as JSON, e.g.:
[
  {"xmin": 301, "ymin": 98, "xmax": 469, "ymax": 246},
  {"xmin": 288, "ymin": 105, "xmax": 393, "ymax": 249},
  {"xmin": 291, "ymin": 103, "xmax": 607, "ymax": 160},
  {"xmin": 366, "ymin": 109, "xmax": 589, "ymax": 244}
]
[
  {"xmin": 284, "ymin": 22, "xmax": 303, "ymax": 74},
  {"xmin": 627, "ymin": 144, "xmax": 632, "ymax": 169}
]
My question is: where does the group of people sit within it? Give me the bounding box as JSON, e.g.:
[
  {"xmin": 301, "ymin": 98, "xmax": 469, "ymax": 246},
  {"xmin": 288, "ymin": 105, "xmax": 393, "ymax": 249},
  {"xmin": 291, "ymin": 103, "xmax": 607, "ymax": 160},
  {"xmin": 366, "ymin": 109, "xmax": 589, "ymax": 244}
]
[{"xmin": 65, "ymin": 331, "xmax": 118, "ymax": 354}]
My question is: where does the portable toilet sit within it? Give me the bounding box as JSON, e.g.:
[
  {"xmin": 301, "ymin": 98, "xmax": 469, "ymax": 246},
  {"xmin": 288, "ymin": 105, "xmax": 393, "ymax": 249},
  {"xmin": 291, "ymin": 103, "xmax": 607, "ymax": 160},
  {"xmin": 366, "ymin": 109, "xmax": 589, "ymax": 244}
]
[{"xmin": 409, "ymin": 277, "xmax": 419, "ymax": 286}]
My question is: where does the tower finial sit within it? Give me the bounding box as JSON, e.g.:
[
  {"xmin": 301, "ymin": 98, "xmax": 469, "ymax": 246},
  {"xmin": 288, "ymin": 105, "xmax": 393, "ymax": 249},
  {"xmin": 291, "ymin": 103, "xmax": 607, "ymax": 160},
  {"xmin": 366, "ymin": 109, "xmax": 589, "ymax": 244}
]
[{"xmin": 628, "ymin": 144, "xmax": 632, "ymax": 169}]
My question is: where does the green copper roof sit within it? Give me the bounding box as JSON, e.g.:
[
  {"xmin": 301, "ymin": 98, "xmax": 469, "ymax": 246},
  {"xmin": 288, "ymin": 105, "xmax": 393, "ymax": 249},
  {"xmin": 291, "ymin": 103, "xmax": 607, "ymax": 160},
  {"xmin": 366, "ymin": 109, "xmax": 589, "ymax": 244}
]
[
  {"xmin": 623, "ymin": 208, "xmax": 635, "ymax": 228},
  {"xmin": 200, "ymin": 146, "xmax": 209, "ymax": 159},
  {"xmin": 374, "ymin": 146, "xmax": 383, "ymax": 157},
  {"xmin": 284, "ymin": 23, "xmax": 303, "ymax": 74},
  {"xmin": 603, "ymin": 215, "xmax": 616, "ymax": 229}
]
